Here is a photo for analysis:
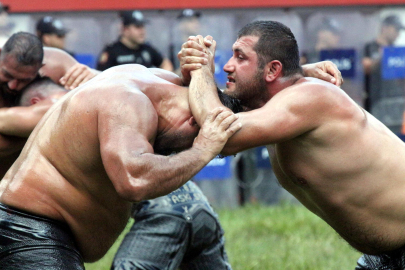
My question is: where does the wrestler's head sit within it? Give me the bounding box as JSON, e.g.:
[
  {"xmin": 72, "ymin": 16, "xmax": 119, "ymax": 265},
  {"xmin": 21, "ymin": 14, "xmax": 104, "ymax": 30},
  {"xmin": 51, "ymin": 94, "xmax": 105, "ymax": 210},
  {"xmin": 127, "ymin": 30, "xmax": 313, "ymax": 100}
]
[
  {"xmin": 0, "ymin": 32, "xmax": 43, "ymax": 94},
  {"xmin": 223, "ymin": 21, "xmax": 302, "ymax": 108},
  {"xmin": 18, "ymin": 76, "xmax": 67, "ymax": 106},
  {"xmin": 153, "ymin": 88, "xmax": 242, "ymax": 155}
]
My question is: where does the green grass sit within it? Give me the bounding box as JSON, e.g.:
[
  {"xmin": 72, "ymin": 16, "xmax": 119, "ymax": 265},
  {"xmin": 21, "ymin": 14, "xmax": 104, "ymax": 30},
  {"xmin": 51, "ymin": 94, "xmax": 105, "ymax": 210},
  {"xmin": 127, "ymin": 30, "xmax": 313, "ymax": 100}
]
[{"xmin": 85, "ymin": 203, "xmax": 361, "ymax": 270}]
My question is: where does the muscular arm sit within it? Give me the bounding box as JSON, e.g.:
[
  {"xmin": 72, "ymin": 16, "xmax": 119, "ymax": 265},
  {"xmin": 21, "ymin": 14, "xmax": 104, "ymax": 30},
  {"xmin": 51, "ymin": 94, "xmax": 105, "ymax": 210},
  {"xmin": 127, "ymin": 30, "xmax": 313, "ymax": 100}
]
[
  {"xmin": 148, "ymin": 68, "xmax": 182, "ymax": 85},
  {"xmin": 41, "ymin": 47, "xmax": 99, "ymax": 90},
  {"xmin": 0, "ymin": 100, "xmax": 54, "ymax": 137},
  {"xmin": 99, "ymin": 90, "xmax": 240, "ymax": 202},
  {"xmin": 189, "ymin": 66, "xmax": 331, "ymax": 155}
]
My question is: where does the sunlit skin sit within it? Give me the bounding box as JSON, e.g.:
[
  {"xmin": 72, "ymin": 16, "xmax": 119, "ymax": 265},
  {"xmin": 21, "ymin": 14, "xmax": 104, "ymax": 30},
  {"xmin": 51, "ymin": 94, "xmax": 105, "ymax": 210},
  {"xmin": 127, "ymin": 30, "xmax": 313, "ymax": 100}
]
[
  {"xmin": 188, "ymin": 33, "xmax": 405, "ymax": 257},
  {"xmin": 0, "ymin": 65, "xmax": 240, "ymax": 262}
]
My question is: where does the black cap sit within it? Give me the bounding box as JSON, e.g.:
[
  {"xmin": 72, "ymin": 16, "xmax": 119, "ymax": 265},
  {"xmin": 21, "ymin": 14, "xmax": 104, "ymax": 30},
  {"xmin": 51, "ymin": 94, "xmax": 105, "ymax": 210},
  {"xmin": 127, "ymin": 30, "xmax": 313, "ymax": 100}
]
[
  {"xmin": 36, "ymin": 16, "xmax": 69, "ymax": 36},
  {"xmin": 383, "ymin": 15, "xmax": 405, "ymax": 30},
  {"xmin": 177, "ymin": 9, "xmax": 201, "ymax": 20},
  {"xmin": 120, "ymin": 10, "xmax": 148, "ymax": 27},
  {"xmin": 318, "ymin": 18, "xmax": 341, "ymax": 34}
]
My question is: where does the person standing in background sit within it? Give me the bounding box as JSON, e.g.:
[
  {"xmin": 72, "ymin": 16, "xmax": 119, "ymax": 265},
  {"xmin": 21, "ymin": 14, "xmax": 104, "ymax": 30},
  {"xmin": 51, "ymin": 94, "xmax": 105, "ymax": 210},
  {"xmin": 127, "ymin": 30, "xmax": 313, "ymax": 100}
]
[
  {"xmin": 36, "ymin": 16, "xmax": 75, "ymax": 57},
  {"xmin": 97, "ymin": 10, "xmax": 173, "ymax": 71},
  {"xmin": 170, "ymin": 9, "xmax": 202, "ymax": 73},
  {"xmin": 363, "ymin": 15, "xmax": 405, "ymax": 130}
]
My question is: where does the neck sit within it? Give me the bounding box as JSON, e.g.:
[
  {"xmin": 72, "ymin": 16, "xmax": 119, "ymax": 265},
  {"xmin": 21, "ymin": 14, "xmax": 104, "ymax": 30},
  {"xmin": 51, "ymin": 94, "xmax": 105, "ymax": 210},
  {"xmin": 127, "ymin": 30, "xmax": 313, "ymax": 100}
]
[
  {"xmin": 245, "ymin": 73, "xmax": 303, "ymax": 110},
  {"xmin": 120, "ymin": 36, "xmax": 139, "ymax": 49},
  {"xmin": 146, "ymin": 85, "xmax": 189, "ymax": 134}
]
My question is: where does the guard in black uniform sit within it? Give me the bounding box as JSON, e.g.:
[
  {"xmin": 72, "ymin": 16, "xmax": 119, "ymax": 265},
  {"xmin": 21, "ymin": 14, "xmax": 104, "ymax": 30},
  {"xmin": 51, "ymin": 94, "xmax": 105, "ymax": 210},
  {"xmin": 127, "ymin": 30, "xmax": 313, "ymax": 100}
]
[{"xmin": 97, "ymin": 10, "xmax": 173, "ymax": 71}]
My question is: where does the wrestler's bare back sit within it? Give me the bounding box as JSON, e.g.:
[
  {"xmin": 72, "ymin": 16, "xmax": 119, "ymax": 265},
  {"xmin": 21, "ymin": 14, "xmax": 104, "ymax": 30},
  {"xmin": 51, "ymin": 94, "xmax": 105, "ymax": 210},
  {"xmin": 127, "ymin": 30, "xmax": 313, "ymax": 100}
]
[
  {"xmin": 258, "ymin": 79, "xmax": 405, "ymax": 255},
  {"xmin": 0, "ymin": 65, "xmax": 185, "ymax": 262}
]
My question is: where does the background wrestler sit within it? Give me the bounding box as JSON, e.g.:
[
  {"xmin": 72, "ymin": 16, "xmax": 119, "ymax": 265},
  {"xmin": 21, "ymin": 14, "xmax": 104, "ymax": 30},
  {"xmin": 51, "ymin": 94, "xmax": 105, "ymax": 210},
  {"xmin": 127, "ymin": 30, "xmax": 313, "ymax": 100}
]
[
  {"xmin": 0, "ymin": 64, "xmax": 242, "ymax": 269},
  {"xmin": 183, "ymin": 21, "xmax": 405, "ymax": 269},
  {"xmin": 0, "ymin": 32, "xmax": 99, "ymax": 178}
]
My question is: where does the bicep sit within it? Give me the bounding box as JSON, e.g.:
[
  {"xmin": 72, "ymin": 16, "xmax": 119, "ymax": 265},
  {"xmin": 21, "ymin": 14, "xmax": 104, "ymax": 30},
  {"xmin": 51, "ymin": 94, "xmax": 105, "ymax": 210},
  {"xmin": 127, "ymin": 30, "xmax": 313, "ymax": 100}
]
[
  {"xmin": 97, "ymin": 93, "xmax": 158, "ymax": 190},
  {"xmin": 221, "ymin": 99, "xmax": 317, "ymax": 155},
  {"xmin": 42, "ymin": 47, "xmax": 78, "ymax": 83}
]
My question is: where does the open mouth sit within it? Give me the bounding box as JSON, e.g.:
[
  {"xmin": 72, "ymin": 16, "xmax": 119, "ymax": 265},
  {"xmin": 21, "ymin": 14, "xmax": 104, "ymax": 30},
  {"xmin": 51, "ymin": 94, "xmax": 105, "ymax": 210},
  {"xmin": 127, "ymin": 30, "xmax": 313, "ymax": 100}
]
[{"xmin": 227, "ymin": 77, "xmax": 235, "ymax": 83}]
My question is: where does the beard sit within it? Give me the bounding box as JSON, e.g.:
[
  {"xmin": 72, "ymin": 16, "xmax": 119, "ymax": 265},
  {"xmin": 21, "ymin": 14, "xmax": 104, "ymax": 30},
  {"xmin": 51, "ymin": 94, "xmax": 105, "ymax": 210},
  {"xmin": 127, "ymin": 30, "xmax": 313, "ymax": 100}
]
[{"xmin": 225, "ymin": 69, "xmax": 268, "ymax": 109}]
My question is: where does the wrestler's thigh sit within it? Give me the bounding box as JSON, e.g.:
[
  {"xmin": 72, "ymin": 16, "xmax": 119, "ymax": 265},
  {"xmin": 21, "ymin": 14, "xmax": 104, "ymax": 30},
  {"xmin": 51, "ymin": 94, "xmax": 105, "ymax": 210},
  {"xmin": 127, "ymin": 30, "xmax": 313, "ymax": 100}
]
[
  {"xmin": 0, "ymin": 246, "xmax": 84, "ymax": 270},
  {"xmin": 111, "ymin": 214, "xmax": 190, "ymax": 270}
]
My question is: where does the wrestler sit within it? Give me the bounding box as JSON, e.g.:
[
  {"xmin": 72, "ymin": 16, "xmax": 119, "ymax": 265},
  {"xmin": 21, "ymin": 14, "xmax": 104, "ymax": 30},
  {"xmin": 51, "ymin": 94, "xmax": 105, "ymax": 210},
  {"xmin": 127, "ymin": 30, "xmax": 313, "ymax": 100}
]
[
  {"xmin": 183, "ymin": 21, "xmax": 405, "ymax": 269},
  {"xmin": 0, "ymin": 32, "xmax": 99, "ymax": 173},
  {"xmin": 0, "ymin": 32, "xmax": 98, "ymax": 98},
  {"xmin": 0, "ymin": 64, "xmax": 242, "ymax": 269}
]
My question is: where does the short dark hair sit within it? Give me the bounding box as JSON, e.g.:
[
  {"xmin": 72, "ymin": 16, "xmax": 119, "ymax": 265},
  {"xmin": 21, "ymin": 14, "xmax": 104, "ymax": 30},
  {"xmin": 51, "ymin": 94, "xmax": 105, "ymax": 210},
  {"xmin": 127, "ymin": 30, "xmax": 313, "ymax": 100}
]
[
  {"xmin": 217, "ymin": 87, "xmax": 243, "ymax": 113},
  {"xmin": 238, "ymin": 20, "xmax": 302, "ymax": 77},
  {"xmin": 19, "ymin": 76, "xmax": 66, "ymax": 106},
  {"xmin": 2, "ymin": 32, "xmax": 44, "ymax": 67}
]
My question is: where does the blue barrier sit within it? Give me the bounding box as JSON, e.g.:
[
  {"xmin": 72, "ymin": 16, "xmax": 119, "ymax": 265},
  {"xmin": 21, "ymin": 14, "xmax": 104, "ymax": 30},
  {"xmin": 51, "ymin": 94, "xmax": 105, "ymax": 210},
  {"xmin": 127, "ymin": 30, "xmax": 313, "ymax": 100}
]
[
  {"xmin": 194, "ymin": 156, "xmax": 232, "ymax": 181},
  {"xmin": 382, "ymin": 47, "xmax": 405, "ymax": 80},
  {"xmin": 320, "ymin": 49, "xmax": 356, "ymax": 79},
  {"xmin": 255, "ymin": 146, "xmax": 271, "ymax": 169},
  {"xmin": 75, "ymin": 54, "xmax": 97, "ymax": 69}
]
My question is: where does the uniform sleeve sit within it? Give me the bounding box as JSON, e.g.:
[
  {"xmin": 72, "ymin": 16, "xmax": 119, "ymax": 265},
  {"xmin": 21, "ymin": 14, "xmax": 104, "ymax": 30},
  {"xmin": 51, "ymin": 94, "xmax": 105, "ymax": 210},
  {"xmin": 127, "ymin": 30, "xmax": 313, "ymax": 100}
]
[
  {"xmin": 96, "ymin": 46, "xmax": 116, "ymax": 71},
  {"xmin": 147, "ymin": 45, "xmax": 164, "ymax": 68}
]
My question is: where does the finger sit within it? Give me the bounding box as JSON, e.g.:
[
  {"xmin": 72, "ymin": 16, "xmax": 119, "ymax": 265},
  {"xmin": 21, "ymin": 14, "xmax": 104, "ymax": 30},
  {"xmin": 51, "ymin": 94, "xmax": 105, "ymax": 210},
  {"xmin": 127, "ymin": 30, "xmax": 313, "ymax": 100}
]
[
  {"xmin": 181, "ymin": 40, "xmax": 204, "ymax": 51},
  {"xmin": 204, "ymin": 35, "xmax": 213, "ymax": 47},
  {"xmin": 226, "ymin": 121, "xmax": 242, "ymax": 137},
  {"xmin": 178, "ymin": 48, "xmax": 208, "ymax": 59},
  {"xmin": 219, "ymin": 113, "xmax": 240, "ymax": 130},
  {"xmin": 182, "ymin": 63, "xmax": 203, "ymax": 72},
  {"xmin": 60, "ymin": 65, "xmax": 77, "ymax": 86},
  {"xmin": 211, "ymin": 39, "xmax": 217, "ymax": 54},
  {"xmin": 326, "ymin": 62, "xmax": 343, "ymax": 86},
  {"xmin": 182, "ymin": 56, "xmax": 208, "ymax": 65},
  {"xmin": 214, "ymin": 110, "xmax": 233, "ymax": 125},
  {"xmin": 196, "ymin": 35, "xmax": 204, "ymax": 45},
  {"xmin": 206, "ymin": 107, "xmax": 224, "ymax": 123},
  {"xmin": 65, "ymin": 67, "xmax": 85, "ymax": 89},
  {"xmin": 69, "ymin": 72, "xmax": 88, "ymax": 89}
]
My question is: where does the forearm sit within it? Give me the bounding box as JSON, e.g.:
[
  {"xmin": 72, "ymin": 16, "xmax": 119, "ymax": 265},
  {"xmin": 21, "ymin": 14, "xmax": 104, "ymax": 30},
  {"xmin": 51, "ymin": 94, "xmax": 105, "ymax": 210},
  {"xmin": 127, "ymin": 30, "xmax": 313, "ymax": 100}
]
[
  {"xmin": 123, "ymin": 146, "xmax": 215, "ymax": 201},
  {"xmin": 189, "ymin": 67, "xmax": 226, "ymax": 126},
  {"xmin": 0, "ymin": 106, "xmax": 46, "ymax": 137}
]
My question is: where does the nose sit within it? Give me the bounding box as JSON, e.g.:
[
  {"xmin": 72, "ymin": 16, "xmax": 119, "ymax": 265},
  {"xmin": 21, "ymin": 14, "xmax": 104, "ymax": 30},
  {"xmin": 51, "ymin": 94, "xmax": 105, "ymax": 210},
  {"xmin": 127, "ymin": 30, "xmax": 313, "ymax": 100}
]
[{"xmin": 223, "ymin": 58, "xmax": 234, "ymax": 73}]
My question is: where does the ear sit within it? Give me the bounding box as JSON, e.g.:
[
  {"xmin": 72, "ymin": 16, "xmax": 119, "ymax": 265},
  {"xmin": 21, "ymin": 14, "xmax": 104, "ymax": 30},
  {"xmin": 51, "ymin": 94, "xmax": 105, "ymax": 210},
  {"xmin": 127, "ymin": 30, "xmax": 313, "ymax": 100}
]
[
  {"xmin": 30, "ymin": 97, "xmax": 41, "ymax": 105},
  {"xmin": 264, "ymin": 60, "xmax": 283, "ymax": 83}
]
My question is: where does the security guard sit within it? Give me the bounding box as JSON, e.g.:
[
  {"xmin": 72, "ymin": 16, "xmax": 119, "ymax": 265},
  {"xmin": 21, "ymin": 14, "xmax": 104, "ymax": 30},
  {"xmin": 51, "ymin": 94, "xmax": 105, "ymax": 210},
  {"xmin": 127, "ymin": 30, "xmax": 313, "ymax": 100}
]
[{"xmin": 97, "ymin": 10, "xmax": 173, "ymax": 71}]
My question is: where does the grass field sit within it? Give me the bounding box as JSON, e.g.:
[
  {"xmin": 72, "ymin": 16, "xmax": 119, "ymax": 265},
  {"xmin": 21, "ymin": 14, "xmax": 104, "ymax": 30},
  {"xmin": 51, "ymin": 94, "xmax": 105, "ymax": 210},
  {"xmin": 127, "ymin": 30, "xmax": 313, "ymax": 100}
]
[{"xmin": 85, "ymin": 203, "xmax": 361, "ymax": 270}]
